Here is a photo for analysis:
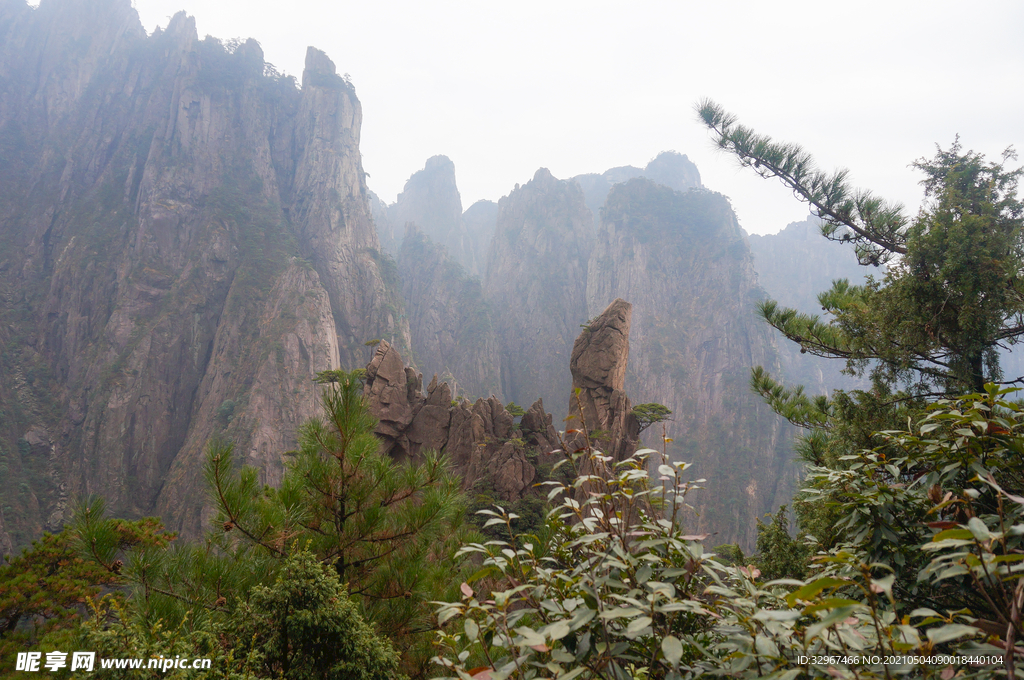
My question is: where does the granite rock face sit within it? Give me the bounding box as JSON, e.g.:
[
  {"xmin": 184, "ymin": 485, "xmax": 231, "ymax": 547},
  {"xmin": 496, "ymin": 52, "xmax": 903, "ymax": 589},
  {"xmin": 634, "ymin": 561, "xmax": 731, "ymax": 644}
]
[
  {"xmin": 368, "ymin": 189, "xmax": 398, "ymax": 256},
  {"xmin": 0, "ymin": 0, "xmax": 409, "ymax": 543},
  {"xmin": 484, "ymin": 168, "xmax": 593, "ymax": 420},
  {"xmin": 572, "ymin": 151, "xmax": 701, "ymax": 229},
  {"xmin": 389, "ymin": 155, "xmax": 488, "ymax": 276},
  {"xmin": 362, "ymin": 341, "xmax": 547, "ymax": 501},
  {"xmin": 567, "ymin": 299, "xmax": 639, "ymax": 464},
  {"xmin": 398, "ymin": 229, "xmax": 503, "ymax": 401},
  {"xmin": 746, "ymin": 215, "xmax": 871, "ymax": 394},
  {"xmin": 586, "ymin": 179, "xmax": 797, "ymax": 548},
  {"xmin": 384, "ymin": 156, "xmax": 503, "ymax": 400},
  {"xmin": 520, "ymin": 398, "xmax": 559, "ymax": 456},
  {"xmin": 461, "ymin": 200, "xmax": 499, "ymax": 279}
]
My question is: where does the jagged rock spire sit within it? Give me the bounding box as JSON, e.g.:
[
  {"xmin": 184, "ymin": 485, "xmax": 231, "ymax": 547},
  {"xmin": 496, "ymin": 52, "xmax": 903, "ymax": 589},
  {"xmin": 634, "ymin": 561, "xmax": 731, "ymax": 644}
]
[{"xmin": 567, "ymin": 298, "xmax": 640, "ymax": 464}]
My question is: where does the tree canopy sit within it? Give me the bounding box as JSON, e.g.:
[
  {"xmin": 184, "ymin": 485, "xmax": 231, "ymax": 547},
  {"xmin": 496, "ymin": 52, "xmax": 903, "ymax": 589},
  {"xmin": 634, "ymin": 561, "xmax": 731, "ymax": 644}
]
[{"xmin": 699, "ymin": 100, "xmax": 1024, "ymax": 397}]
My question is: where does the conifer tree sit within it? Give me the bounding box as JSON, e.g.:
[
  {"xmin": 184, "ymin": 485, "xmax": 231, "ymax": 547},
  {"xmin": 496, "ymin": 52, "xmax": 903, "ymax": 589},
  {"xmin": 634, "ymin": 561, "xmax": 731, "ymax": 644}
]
[
  {"xmin": 698, "ymin": 100, "xmax": 1024, "ymax": 398},
  {"xmin": 206, "ymin": 370, "xmax": 473, "ymax": 676},
  {"xmin": 696, "ymin": 99, "xmax": 1024, "ymax": 551}
]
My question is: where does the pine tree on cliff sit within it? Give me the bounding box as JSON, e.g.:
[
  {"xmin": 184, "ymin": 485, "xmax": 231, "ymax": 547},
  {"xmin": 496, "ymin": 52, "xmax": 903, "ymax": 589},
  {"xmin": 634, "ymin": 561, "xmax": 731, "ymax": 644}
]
[
  {"xmin": 699, "ymin": 100, "xmax": 1024, "ymax": 399},
  {"xmin": 697, "ymin": 99, "xmax": 1024, "ymax": 546}
]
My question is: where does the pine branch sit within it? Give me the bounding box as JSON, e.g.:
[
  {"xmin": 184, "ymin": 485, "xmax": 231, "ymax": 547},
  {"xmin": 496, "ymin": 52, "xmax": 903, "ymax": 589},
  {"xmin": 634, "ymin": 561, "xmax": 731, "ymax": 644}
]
[
  {"xmin": 696, "ymin": 99, "xmax": 908, "ymax": 265},
  {"xmin": 749, "ymin": 367, "xmax": 831, "ymax": 430}
]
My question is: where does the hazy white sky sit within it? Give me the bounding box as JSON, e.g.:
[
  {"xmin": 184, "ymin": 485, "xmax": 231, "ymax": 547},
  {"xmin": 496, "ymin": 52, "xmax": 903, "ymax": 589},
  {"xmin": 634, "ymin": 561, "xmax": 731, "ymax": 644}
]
[{"xmin": 132, "ymin": 0, "xmax": 1023, "ymax": 235}]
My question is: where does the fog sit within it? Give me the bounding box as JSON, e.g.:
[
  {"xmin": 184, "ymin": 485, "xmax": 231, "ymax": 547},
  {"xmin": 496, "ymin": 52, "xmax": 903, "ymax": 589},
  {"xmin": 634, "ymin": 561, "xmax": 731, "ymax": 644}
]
[{"xmin": 133, "ymin": 0, "xmax": 1023, "ymax": 234}]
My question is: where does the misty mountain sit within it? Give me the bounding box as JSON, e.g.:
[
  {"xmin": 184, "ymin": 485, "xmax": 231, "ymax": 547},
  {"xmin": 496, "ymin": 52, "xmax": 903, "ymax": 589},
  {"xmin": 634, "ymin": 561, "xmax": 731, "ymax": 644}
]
[
  {"xmin": 0, "ymin": 0, "xmax": 895, "ymax": 553},
  {"xmin": 0, "ymin": 0, "xmax": 410, "ymax": 545},
  {"xmin": 747, "ymin": 215, "xmax": 873, "ymax": 394}
]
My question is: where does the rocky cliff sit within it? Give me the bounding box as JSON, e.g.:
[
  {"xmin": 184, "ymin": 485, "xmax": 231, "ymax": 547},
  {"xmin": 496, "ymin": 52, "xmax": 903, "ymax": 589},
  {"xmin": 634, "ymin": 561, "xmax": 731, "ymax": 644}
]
[
  {"xmin": 587, "ymin": 179, "xmax": 798, "ymax": 548},
  {"xmin": 747, "ymin": 216, "xmax": 872, "ymax": 394},
  {"xmin": 389, "ymin": 155, "xmax": 490, "ymax": 277},
  {"xmin": 484, "ymin": 169, "xmax": 594, "ymax": 420},
  {"xmin": 573, "ymin": 151, "xmax": 701, "ymax": 229},
  {"xmin": 0, "ymin": 0, "xmax": 409, "ymax": 546},
  {"xmin": 386, "ymin": 155, "xmax": 503, "ymax": 399},
  {"xmin": 368, "ymin": 189, "xmax": 398, "ymax": 256},
  {"xmin": 398, "ymin": 229, "xmax": 502, "ymax": 400},
  {"xmin": 461, "ymin": 199, "xmax": 499, "ymax": 278},
  {"xmin": 747, "ymin": 216, "xmax": 868, "ymax": 314},
  {"xmin": 362, "ymin": 341, "xmax": 556, "ymax": 502},
  {"xmin": 566, "ymin": 299, "xmax": 640, "ymax": 466}
]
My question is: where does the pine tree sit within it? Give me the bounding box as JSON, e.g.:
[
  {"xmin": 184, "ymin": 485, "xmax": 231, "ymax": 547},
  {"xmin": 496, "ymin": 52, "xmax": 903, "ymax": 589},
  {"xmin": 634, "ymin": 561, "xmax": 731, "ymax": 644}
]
[
  {"xmin": 697, "ymin": 99, "xmax": 1024, "ymax": 550},
  {"xmin": 232, "ymin": 551, "xmax": 405, "ymax": 680},
  {"xmin": 699, "ymin": 100, "xmax": 1023, "ymax": 397},
  {"xmin": 206, "ymin": 370, "xmax": 474, "ymax": 677}
]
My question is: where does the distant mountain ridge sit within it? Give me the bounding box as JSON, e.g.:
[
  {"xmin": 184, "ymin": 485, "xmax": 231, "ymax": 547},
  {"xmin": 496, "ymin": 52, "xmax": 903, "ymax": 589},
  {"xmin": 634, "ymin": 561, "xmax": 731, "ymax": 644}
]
[
  {"xmin": 376, "ymin": 153, "xmax": 800, "ymax": 547},
  {"xmin": 0, "ymin": 0, "xmax": 896, "ymax": 555}
]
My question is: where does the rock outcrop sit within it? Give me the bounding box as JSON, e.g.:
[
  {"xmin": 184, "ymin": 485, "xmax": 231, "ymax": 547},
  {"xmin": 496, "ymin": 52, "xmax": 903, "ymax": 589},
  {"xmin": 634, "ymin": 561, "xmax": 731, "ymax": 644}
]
[
  {"xmin": 566, "ymin": 299, "xmax": 639, "ymax": 463},
  {"xmin": 368, "ymin": 189, "xmax": 399, "ymax": 256},
  {"xmin": 747, "ymin": 215, "xmax": 871, "ymax": 394},
  {"xmin": 572, "ymin": 151, "xmax": 701, "ymax": 229},
  {"xmin": 0, "ymin": 0, "xmax": 409, "ymax": 541},
  {"xmin": 362, "ymin": 341, "xmax": 549, "ymax": 501},
  {"xmin": 484, "ymin": 168, "xmax": 593, "ymax": 420},
  {"xmin": 461, "ymin": 200, "xmax": 499, "ymax": 279}
]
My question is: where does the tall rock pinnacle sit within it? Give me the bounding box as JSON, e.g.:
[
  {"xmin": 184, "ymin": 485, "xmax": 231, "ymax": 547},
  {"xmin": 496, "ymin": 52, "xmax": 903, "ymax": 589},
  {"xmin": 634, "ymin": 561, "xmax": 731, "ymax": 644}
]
[{"xmin": 567, "ymin": 298, "xmax": 640, "ymax": 463}]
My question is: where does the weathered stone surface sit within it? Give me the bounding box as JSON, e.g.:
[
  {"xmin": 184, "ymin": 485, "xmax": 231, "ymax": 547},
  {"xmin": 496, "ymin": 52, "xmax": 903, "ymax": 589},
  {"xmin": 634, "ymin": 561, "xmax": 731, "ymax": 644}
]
[
  {"xmin": 0, "ymin": 0, "xmax": 410, "ymax": 541},
  {"xmin": 462, "ymin": 200, "xmax": 499, "ymax": 279},
  {"xmin": 587, "ymin": 179, "xmax": 797, "ymax": 549},
  {"xmin": 364, "ymin": 341, "xmax": 421, "ymax": 437},
  {"xmin": 0, "ymin": 511, "xmax": 12, "ymax": 564},
  {"xmin": 406, "ymin": 376, "xmax": 452, "ymax": 456},
  {"xmin": 485, "ymin": 168, "xmax": 593, "ymax": 420},
  {"xmin": 521, "ymin": 398, "xmax": 559, "ymax": 455},
  {"xmin": 491, "ymin": 442, "xmax": 536, "ymax": 501},
  {"xmin": 368, "ymin": 189, "xmax": 398, "ymax": 256},
  {"xmin": 398, "ymin": 228, "xmax": 503, "ymax": 401},
  {"xmin": 572, "ymin": 151, "xmax": 701, "ymax": 230},
  {"xmin": 747, "ymin": 215, "xmax": 871, "ymax": 395},
  {"xmin": 361, "ymin": 342, "xmax": 543, "ymax": 501},
  {"xmin": 389, "ymin": 155, "xmax": 486, "ymax": 276},
  {"xmin": 567, "ymin": 299, "xmax": 640, "ymax": 464}
]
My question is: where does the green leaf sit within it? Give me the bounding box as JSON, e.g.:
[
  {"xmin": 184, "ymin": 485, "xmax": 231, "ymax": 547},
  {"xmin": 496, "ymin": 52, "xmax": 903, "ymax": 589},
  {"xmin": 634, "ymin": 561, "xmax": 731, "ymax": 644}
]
[
  {"xmin": 785, "ymin": 577, "xmax": 850, "ymax": 606},
  {"xmin": 801, "ymin": 598, "xmax": 862, "ymax": 615},
  {"xmin": 625, "ymin": 616, "xmax": 652, "ymax": 635},
  {"xmin": 662, "ymin": 635, "xmax": 683, "ymax": 666},
  {"xmin": 967, "ymin": 517, "xmax": 991, "ymax": 541},
  {"xmin": 871, "ymin": 573, "xmax": 895, "ymax": 599},
  {"xmin": 926, "ymin": 623, "xmax": 981, "ymax": 644},
  {"xmin": 546, "ymin": 620, "xmax": 571, "ymax": 640},
  {"xmin": 932, "ymin": 528, "xmax": 973, "ymax": 541},
  {"xmin": 754, "ymin": 608, "xmax": 802, "ymax": 621},
  {"xmin": 515, "ymin": 626, "xmax": 546, "ymax": 647},
  {"xmin": 464, "ymin": 618, "xmax": 479, "ymax": 641}
]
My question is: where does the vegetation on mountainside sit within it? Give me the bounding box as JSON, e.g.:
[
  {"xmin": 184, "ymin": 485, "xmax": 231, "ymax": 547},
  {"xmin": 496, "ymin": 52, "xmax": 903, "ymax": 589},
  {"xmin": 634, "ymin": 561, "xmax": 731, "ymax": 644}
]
[
  {"xmin": 0, "ymin": 512, "xmax": 172, "ymax": 667},
  {"xmin": 0, "ymin": 371, "xmax": 471, "ymax": 679},
  {"xmin": 699, "ymin": 100, "xmax": 1024, "ymax": 396},
  {"xmin": 632, "ymin": 402, "xmax": 672, "ymax": 433},
  {"xmin": 5, "ymin": 86, "xmax": 1024, "ymax": 678},
  {"xmin": 205, "ymin": 371, "xmax": 473, "ymax": 664},
  {"xmin": 398, "ymin": 229, "xmax": 500, "ymax": 399},
  {"xmin": 434, "ymin": 399, "xmax": 1024, "ymax": 678}
]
